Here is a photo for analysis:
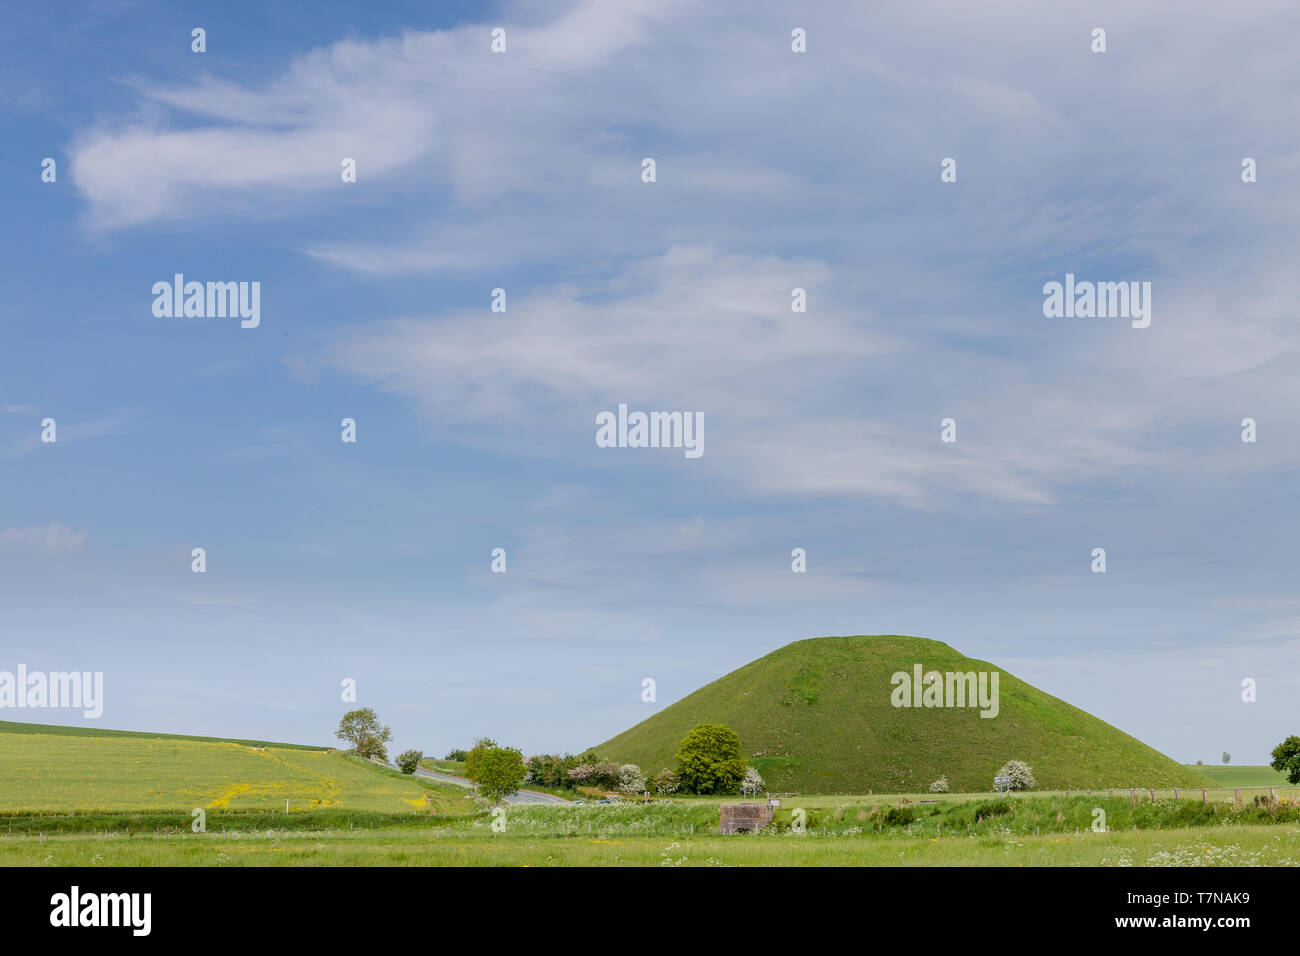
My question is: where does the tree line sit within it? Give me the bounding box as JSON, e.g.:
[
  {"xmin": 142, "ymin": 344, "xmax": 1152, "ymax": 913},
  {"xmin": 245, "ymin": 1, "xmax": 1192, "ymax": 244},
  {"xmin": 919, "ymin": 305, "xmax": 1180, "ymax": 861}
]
[{"xmin": 335, "ymin": 709, "xmax": 766, "ymax": 804}]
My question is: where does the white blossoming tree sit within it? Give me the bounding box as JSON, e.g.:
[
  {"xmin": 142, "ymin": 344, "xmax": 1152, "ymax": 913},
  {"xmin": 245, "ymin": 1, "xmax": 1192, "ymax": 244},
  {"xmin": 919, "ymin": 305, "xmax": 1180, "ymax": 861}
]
[
  {"xmin": 996, "ymin": 760, "xmax": 1036, "ymax": 791},
  {"xmin": 654, "ymin": 769, "xmax": 679, "ymax": 794},
  {"xmin": 617, "ymin": 763, "xmax": 646, "ymax": 794}
]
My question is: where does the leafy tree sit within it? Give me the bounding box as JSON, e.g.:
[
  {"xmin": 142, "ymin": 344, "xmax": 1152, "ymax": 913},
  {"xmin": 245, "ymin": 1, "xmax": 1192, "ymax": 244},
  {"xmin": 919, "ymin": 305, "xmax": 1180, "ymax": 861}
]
[
  {"xmin": 741, "ymin": 766, "xmax": 765, "ymax": 798},
  {"xmin": 591, "ymin": 761, "xmax": 621, "ymax": 790},
  {"xmin": 1222, "ymin": 751, "xmax": 1231, "ymax": 765},
  {"xmin": 996, "ymin": 760, "xmax": 1036, "ymax": 791},
  {"xmin": 335, "ymin": 708, "xmax": 392, "ymax": 760},
  {"xmin": 675, "ymin": 724, "xmax": 746, "ymax": 794},
  {"xmin": 1271, "ymin": 735, "xmax": 1300, "ymax": 784},
  {"xmin": 396, "ymin": 749, "xmax": 423, "ymax": 774},
  {"xmin": 444, "ymin": 749, "xmax": 469, "ymax": 762},
  {"xmin": 929, "ymin": 776, "xmax": 950, "ymax": 794},
  {"xmin": 462, "ymin": 737, "xmax": 499, "ymax": 783},
  {"xmin": 465, "ymin": 744, "xmax": 527, "ymax": 804},
  {"xmin": 525, "ymin": 752, "xmax": 595, "ymax": 789},
  {"xmin": 525, "ymin": 753, "xmax": 556, "ymax": 787}
]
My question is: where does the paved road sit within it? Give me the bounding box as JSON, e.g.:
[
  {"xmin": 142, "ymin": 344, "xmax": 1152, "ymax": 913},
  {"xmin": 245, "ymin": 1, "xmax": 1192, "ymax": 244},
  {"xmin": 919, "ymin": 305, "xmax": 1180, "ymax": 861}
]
[{"xmin": 415, "ymin": 766, "xmax": 570, "ymax": 805}]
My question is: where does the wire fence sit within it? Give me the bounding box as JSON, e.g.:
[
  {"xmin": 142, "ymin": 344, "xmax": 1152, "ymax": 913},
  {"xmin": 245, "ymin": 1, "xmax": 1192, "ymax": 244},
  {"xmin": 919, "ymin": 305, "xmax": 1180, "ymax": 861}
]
[{"xmin": 1059, "ymin": 786, "xmax": 1300, "ymax": 806}]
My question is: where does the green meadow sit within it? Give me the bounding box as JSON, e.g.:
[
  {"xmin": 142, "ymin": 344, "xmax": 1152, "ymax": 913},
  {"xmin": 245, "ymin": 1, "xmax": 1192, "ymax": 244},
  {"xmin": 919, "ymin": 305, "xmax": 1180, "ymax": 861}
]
[
  {"xmin": 0, "ymin": 719, "xmax": 323, "ymax": 750},
  {"xmin": 1193, "ymin": 765, "xmax": 1292, "ymax": 788},
  {"xmin": 3, "ymin": 809, "xmax": 1298, "ymax": 867},
  {"xmin": 0, "ymin": 722, "xmax": 464, "ymax": 814},
  {"xmin": 3, "ymin": 717, "xmax": 1296, "ymax": 867}
]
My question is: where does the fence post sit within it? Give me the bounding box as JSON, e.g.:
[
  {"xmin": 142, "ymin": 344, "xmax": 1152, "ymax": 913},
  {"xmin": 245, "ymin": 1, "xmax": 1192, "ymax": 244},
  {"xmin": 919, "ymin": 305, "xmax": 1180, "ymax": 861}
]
[
  {"xmin": 1174, "ymin": 788, "xmax": 1179, "ymax": 799},
  {"xmin": 1234, "ymin": 788, "xmax": 1241, "ymax": 808},
  {"xmin": 1202, "ymin": 789, "xmax": 1207, "ymax": 805},
  {"xmin": 1108, "ymin": 789, "xmax": 1113, "ymax": 797},
  {"xmin": 1149, "ymin": 789, "xmax": 1156, "ymax": 803},
  {"xmin": 1270, "ymin": 787, "xmax": 1276, "ymax": 804}
]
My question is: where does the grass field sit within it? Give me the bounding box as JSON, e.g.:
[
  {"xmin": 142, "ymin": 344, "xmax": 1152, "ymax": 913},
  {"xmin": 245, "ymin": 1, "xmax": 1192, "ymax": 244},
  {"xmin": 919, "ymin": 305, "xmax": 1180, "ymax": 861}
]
[
  {"xmin": 4, "ymin": 791, "xmax": 1299, "ymax": 866},
  {"xmin": 0, "ymin": 719, "xmax": 324, "ymax": 750},
  {"xmin": 4, "ymin": 720, "xmax": 1294, "ymax": 867},
  {"xmin": 673, "ymin": 785, "xmax": 1300, "ymax": 808},
  {"xmin": 419, "ymin": 758, "xmax": 467, "ymax": 774},
  {"xmin": 1192, "ymin": 765, "xmax": 1292, "ymax": 788},
  {"xmin": 3, "ymin": 817, "xmax": 1297, "ymax": 867},
  {"xmin": 0, "ymin": 723, "xmax": 464, "ymax": 814},
  {"xmin": 597, "ymin": 635, "xmax": 1212, "ymax": 793}
]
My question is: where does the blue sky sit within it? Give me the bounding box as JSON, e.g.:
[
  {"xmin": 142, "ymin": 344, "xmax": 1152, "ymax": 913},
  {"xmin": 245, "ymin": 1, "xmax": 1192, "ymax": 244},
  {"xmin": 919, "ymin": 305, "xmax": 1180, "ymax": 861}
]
[{"xmin": 2, "ymin": 0, "xmax": 1298, "ymax": 767}]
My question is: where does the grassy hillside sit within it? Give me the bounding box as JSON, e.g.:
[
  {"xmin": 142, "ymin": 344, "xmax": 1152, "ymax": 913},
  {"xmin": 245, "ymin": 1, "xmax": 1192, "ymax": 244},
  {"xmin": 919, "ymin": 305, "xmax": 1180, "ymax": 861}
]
[
  {"xmin": 0, "ymin": 721, "xmax": 461, "ymax": 813},
  {"xmin": 596, "ymin": 635, "xmax": 1212, "ymax": 793}
]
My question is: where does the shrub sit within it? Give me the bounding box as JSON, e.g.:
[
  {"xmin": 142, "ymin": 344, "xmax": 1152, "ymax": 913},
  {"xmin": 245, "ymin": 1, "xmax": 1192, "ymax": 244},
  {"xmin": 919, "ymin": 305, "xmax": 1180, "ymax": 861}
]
[
  {"xmin": 741, "ymin": 766, "xmax": 765, "ymax": 797},
  {"xmin": 444, "ymin": 749, "xmax": 469, "ymax": 762},
  {"xmin": 396, "ymin": 749, "xmax": 423, "ymax": 774},
  {"xmin": 526, "ymin": 751, "xmax": 600, "ymax": 789},
  {"xmin": 882, "ymin": 806, "xmax": 915, "ymax": 827},
  {"xmin": 654, "ymin": 769, "xmax": 679, "ymax": 795},
  {"xmin": 591, "ymin": 761, "xmax": 621, "ymax": 790},
  {"xmin": 973, "ymin": 800, "xmax": 1013, "ymax": 819},
  {"xmin": 997, "ymin": 760, "xmax": 1036, "ymax": 791},
  {"xmin": 928, "ymin": 776, "xmax": 949, "ymax": 794},
  {"xmin": 617, "ymin": 764, "xmax": 646, "ymax": 794}
]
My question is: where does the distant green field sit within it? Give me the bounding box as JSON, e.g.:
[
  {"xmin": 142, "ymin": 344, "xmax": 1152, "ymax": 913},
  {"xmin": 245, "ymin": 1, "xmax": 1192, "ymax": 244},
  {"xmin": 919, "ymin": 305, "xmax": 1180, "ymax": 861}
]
[
  {"xmin": 0, "ymin": 722, "xmax": 464, "ymax": 814},
  {"xmin": 0, "ymin": 719, "xmax": 325, "ymax": 750},
  {"xmin": 1192, "ymin": 765, "xmax": 1292, "ymax": 788},
  {"xmin": 420, "ymin": 758, "xmax": 467, "ymax": 774}
]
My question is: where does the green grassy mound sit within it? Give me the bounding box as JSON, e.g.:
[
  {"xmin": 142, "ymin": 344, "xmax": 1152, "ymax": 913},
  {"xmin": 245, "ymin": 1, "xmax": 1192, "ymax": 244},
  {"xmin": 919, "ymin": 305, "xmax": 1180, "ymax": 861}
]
[{"xmin": 596, "ymin": 635, "xmax": 1213, "ymax": 793}]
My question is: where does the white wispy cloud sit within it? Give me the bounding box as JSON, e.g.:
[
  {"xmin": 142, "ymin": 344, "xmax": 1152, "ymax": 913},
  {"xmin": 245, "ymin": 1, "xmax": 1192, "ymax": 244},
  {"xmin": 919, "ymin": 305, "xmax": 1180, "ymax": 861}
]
[
  {"xmin": 62, "ymin": 0, "xmax": 1300, "ymax": 510},
  {"xmin": 1, "ymin": 522, "xmax": 88, "ymax": 554}
]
